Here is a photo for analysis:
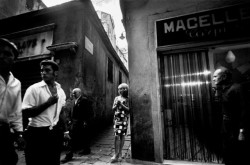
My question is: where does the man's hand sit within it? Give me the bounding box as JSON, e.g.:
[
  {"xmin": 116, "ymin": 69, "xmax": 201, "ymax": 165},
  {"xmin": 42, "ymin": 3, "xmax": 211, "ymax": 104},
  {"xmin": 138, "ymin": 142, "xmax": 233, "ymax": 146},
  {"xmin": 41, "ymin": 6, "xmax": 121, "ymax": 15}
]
[
  {"xmin": 14, "ymin": 132, "xmax": 25, "ymax": 150},
  {"xmin": 23, "ymin": 95, "xmax": 59, "ymax": 118},
  {"xmin": 64, "ymin": 132, "xmax": 71, "ymax": 140},
  {"xmin": 238, "ymin": 129, "xmax": 245, "ymax": 141},
  {"xmin": 47, "ymin": 95, "xmax": 58, "ymax": 105},
  {"xmin": 16, "ymin": 136, "xmax": 25, "ymax": 150}
]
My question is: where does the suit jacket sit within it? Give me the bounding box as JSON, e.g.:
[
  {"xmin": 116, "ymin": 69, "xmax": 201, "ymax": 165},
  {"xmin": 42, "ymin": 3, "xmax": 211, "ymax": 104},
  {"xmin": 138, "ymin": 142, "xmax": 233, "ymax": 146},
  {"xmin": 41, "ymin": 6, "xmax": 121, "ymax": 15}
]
[
  {"xmin": 71, "ymin": 96, "xmax": 92, "ymax": 124},
  {"xmin": 221, "ymin": 83, "xmax": 247, "ymax": 137}
]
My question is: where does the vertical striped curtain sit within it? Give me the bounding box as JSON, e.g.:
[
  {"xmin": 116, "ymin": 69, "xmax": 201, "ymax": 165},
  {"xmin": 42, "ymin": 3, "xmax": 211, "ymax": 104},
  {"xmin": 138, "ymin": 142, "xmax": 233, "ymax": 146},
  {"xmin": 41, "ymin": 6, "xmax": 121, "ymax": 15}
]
[{"xmin": 160, "ymin": 51, "xmax": 222, "ymax": 163}]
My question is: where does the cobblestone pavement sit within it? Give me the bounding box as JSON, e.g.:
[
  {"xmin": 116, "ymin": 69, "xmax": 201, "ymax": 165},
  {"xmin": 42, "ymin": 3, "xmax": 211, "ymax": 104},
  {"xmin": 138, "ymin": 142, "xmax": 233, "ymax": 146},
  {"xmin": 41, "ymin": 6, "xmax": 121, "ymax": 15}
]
[
  {"xmin": 16, "ymin": 125, "xmax": 224, "ymax": 165},
  {"xmin": 17, "ymin": 124, "xmax": 133, "ymax": 165}
]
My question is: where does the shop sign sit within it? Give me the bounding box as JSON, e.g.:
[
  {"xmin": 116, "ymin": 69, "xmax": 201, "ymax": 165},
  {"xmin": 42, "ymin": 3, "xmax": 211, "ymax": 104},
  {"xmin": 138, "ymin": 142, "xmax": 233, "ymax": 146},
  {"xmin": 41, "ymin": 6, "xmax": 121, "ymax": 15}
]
[
  {"xmin": 11, "ymin": 31, "xmax": 53, "ymax": 58},
  {"xmin": 156, "ymin": 3, "xmax": 250, "ymax": 47}
]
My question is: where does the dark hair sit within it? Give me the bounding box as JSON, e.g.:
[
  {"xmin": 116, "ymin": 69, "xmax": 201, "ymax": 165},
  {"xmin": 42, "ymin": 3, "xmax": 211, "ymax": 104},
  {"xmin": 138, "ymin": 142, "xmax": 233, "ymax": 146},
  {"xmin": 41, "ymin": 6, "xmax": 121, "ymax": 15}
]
[
  {"xmin": 0, "ymin": 38, "xmax": 19, "ymax": 59},
  {"xmin": 40, "ymin": 59, "xmax": 59, "ymax": 71}
]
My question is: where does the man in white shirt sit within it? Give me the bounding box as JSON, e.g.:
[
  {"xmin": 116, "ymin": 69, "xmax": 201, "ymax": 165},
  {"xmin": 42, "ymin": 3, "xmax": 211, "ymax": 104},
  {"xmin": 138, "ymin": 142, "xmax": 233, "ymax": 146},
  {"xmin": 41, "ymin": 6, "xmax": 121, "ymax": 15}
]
[
  {"xmin": 22, "ymin": 59, "xmax": 66, "ymax": 165},
  {"xmin": 0, "ymin": 38, "xmax": 23, "ymax": 165}
]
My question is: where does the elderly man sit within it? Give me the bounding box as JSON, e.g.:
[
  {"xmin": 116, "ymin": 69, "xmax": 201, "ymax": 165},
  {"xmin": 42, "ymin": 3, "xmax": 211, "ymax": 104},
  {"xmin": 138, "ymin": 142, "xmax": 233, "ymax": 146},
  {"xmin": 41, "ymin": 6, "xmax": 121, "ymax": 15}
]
[
  {"xmin": 22, "ymin": 59, "xmax": 66, "ymax": 165},
  {"xmin": 0, "ymin": 38, "xmax": 23, "ymax": 165},
  {"xmin": 213, "ymin": 67, "xmax": 248, "ymax": 165},
  {"xmin": 61, "ymin": 88, "xmax": 92, "ymax": 163}
]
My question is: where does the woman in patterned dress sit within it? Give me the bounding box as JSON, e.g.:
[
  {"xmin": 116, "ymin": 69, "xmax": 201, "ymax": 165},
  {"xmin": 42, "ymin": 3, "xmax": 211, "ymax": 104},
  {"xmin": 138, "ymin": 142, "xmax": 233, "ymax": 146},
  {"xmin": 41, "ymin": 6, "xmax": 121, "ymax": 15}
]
[{"xmin": 111, "ymin": 83, "xmax": 129, "ymax": 163}]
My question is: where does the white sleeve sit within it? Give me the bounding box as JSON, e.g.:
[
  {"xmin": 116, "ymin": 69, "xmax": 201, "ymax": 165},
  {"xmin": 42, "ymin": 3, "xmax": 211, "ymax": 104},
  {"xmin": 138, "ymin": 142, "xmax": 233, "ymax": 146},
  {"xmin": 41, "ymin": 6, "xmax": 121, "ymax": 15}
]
[
  {"xmin": 22, "ymin": 86, "xmax": 37, "ymax": 110},
  {"xmin": 61, "ymin": 90, "xmax": 66, "ymax": 107},
  {"xmin": 8, "ymin": 86, "xmax": 23, "ymax": 132}
]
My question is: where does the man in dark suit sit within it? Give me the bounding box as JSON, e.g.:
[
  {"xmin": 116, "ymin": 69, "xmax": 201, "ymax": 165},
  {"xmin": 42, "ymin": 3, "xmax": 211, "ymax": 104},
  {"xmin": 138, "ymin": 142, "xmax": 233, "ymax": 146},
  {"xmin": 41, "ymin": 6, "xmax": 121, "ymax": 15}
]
[
  {"xmin": 213, "ymin": 67, "xmax": 249, "ymax": 165},
  {"xmin": 61, "ymin": 88, "xmax": 92, "ymax": 163}
]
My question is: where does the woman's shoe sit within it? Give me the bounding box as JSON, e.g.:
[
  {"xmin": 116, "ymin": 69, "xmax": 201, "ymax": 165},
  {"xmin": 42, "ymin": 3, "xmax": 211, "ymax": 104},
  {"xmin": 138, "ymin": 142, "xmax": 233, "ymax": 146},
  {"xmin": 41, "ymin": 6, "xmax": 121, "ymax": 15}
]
[
  {"xmin": 60, "ymin": 155, "xmax": 73, "ymax": 163},
  {"xmin": 110, "ymin": 155, "xmax": 118, "ymax": 163}
]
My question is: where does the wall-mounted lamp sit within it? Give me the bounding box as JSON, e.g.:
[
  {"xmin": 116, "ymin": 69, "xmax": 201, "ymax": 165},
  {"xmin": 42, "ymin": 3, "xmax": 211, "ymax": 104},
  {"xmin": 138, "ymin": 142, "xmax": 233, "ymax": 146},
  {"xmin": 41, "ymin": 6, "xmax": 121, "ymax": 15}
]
[
  {"xmin": 225, "ymin": 50, "xmax": 236, "ymax": 63},
  {"xmin": 119, "ymin": 31, "xmax": 126, "ymax": 40}
]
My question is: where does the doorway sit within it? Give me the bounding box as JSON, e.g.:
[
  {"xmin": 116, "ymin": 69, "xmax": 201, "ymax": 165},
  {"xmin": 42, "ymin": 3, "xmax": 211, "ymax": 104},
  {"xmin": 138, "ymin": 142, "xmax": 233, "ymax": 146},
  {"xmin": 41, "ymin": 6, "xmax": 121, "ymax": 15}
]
[{"xmin": 159, "ymin": 50, "xmax": 222, "ymax": 163}]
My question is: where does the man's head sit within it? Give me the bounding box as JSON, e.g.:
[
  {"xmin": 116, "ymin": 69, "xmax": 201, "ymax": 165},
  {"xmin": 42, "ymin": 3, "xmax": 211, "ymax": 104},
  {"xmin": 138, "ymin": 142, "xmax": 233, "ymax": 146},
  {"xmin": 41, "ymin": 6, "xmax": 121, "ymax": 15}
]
[
  {"xmin": 0, "ymin": 38, "xmax": 19, "ymax": 74},
  {"xmin": 40, "ymin": 59, "xmax": 59, "ymax": 83},
  {"xmin": 72, "ymin": 88, "xmax": 82, "ymax": 99},
  {"xmin": 213, "ymin": 67, "xmax": 232, "ymax": 86}
]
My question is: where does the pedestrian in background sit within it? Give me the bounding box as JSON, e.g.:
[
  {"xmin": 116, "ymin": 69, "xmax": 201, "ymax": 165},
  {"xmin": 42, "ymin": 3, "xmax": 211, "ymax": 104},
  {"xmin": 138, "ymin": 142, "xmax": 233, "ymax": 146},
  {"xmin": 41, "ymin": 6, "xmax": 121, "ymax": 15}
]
[
  {"xmin": 111, "ymin": 83, "xmax": 129, "ymax": 163},
  {"xmin": 61, "ymin": 88, "xmax": 92, "ymax": 163},
  {"xmin": 213, "ymin": 67, "xmax": 248, "ymax": 165},
  {"xmin": 0, "ymin": 38, "xmax": 23, "ymax": 165},
  {"xmin": 22, "ymin": 59, "xmax": 66, "ymax": 165}
]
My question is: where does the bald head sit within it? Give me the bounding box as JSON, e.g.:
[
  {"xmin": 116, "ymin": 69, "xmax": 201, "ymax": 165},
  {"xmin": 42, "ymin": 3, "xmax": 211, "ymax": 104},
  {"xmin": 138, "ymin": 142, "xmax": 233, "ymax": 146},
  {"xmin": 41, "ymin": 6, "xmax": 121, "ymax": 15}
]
[
  {"xmin": 72, "ymin": 88, "xmax": 81, "ymax": 99},
  {"xmin": 213, "ymin": 68, "xmax": 232, "ymax": 86}
]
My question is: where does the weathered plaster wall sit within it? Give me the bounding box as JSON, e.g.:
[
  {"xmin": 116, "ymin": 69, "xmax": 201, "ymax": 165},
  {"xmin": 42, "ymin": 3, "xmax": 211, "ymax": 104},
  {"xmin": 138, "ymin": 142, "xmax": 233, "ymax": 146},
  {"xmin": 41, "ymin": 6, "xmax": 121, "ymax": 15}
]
[
  {"xmin": 121, "ymin": 0, "xmax": 249, "ymax": 162},
  {"xmin": 0, "ymin": 0, "xmax": 45, "ymax": 19}
]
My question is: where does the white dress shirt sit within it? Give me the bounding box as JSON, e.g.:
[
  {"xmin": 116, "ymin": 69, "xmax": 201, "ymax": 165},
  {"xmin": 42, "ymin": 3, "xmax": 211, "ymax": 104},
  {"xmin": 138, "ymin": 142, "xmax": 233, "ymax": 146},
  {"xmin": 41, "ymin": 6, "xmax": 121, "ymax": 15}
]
[
  {"xmin": 74, "ymin": 95, "xmax": 81, "ymax": 105},
  {"xmin": 22, "ymin": 80, "xmax": 66, "ymax": 128},
  {"xmin": 0, "ymin": 72, "xmax": 23, "ymax": 132}
]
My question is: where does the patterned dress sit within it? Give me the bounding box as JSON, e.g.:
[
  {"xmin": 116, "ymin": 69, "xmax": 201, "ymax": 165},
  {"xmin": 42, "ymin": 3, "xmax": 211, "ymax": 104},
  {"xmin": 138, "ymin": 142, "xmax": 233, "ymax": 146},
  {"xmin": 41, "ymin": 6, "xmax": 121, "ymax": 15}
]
[{"xmin": 113, "ymin": 96, "xmax": 129, "ymax": 136}]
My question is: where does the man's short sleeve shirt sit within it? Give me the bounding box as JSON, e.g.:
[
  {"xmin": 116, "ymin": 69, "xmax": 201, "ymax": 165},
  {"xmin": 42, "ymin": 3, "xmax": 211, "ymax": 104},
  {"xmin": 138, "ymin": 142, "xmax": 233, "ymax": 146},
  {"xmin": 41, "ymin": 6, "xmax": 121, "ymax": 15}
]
[{"xmin": 22, "ymin": 80, "xmax": 66, "ymax": 127}]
